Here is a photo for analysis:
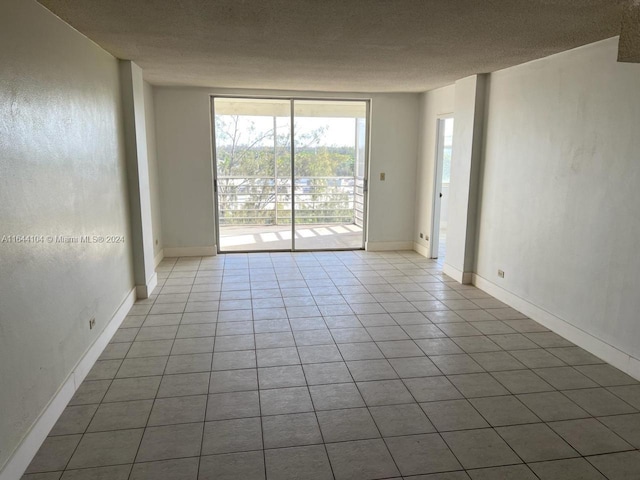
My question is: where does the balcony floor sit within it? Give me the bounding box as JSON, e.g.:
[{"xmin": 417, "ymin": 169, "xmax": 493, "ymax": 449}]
[{"xmin": 219, "ymin": 223, "xmax": 364, "ymax": 251}]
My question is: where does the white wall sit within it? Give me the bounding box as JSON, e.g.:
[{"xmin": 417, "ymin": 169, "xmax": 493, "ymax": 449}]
[
  {"xmin": 475, "ymin": 37, "xmax": 640, "ymax": 372},
  {"xmin": 445, "ymin": 75, "xmax": 486, "ymax": 282},
  {"xmin": 414, "ymin": 86, "xmax": 455, "ymax": 255},
  {"xmin": 120, "ymin": 61, "xmax": 156, "ymax": 294},
  {"xmin": 367, "ymin": 94, "xmax": 421, "ymax": 248},
  {"xmin": 144, "ymin": 81, "xmax": 163, "ymax": 260},
  {"xmin": 153, "ymin": 88, "xmax": 420, "ymax": 252},
  {"xmin": 0, "ymin": 0, "xmax": 134, "ymax": 472},
  {"xmin": 154, "ymin": 88, "xmax": 217, "ymax": 253}
]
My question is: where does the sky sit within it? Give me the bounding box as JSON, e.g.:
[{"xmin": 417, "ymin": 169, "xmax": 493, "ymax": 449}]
[{"xmin": 216, "ymin": 115, "xmax": 359, "ymax": 148}]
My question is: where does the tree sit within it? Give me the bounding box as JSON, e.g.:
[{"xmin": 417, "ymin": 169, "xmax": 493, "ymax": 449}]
[{"xmin": 215, "ymin": 114, "xmax": 356, "ymax": 225}]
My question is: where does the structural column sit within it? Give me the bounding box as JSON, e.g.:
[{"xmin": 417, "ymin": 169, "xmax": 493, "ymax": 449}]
[
  {"xmin": 119, "ymin": 60, "xmax": 157, "ymax": 298},
  {"xmin": 443, "ymin": 74, "xmax": 486, "ymax": 284},
  {"xmin": 618, "ymin": 0, "xmax": 640, "ymax": 63}
]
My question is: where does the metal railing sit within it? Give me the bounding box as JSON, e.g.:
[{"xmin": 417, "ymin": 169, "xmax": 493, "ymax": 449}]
[{"xmin": 217, "ymin": 176, "xmax": 365, "ymax": 226}]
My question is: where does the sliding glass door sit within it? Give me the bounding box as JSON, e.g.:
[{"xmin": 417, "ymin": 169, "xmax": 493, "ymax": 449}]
[
  {"xmin": 212, "ymin": 97, "xmax": 368, "ymax": 253},
  {"xmin": 213, "ymin": 98, "xmax": 292, "ymax": 251},
  {"xmin": 293, "ymin": 100, "xmax": 367, "ymax": 250}
]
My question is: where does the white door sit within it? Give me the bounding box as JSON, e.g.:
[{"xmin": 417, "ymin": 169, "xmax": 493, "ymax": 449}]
[{"xmin": 431, "ymin": 117, "xmax": 454, "ymax": 259}]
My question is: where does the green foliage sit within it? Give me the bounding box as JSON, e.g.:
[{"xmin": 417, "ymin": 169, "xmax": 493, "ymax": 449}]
[{"xmin": 215, "ymin": 115, "xmax": 359, "ymax": 225}]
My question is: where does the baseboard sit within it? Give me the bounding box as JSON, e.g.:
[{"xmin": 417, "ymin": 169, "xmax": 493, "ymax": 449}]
[
  {"xmin": 365, "ymin": 241, "xmax": 413, "ymax": 252},
  {"xmin": 0, "ymin": 287, "xmax": 136, "ymax": 480},
  {"xmin": 154, "ymin": 249, "xmax": 164, "ymax": 267},
  {"xmin": 163, "ymin": 246, "xmax": 216, "ymax": 257},
  {"xmin": 472, "ymin": 273, "xmax": 640, "ymax": 381},
  {"xmin": 136, "ymin": 272, "xmax": 158, "ymax": 299},
  {"xmin": 413, "ymin": 242, "xmax": 431, "ymax": 259},
  {"xmin": 442, "ymin": 263, "xmax": 473, "ymax": 284}
]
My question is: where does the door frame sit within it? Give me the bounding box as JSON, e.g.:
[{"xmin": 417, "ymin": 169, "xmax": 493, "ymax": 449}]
[
  {"xmin": 430, "ymin": 114, "xmax": 454, "ymax": 259},
  {"xmin": 210, "ymin": 95, "xmax": 371, "ymax": 253}
]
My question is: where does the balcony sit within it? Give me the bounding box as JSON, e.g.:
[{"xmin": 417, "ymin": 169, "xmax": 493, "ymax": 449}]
[{"xmin": 217, "ymin": 176, "xmax": 365, "ymax": 251}]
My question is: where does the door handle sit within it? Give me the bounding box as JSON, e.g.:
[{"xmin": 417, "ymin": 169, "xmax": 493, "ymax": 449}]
[{"xmin": 439, "ymin": 192, "xmax": 443, "ymax": 198}]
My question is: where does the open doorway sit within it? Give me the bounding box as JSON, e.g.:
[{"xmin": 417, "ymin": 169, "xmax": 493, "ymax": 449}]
[
  {"xmin": 212, "ymin": 97, "xmax": 369, "ymax": 252},
  {"xmin": 431, "ymin": 116, "xmax": 454, "ymax": 260}
]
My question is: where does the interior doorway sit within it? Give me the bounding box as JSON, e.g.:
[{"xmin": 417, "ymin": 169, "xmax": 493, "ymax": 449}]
[
  {"xmin": 431, "ymin": 116, "xmax": 454, "ymax": 259},
  {"xmin": 212, "ymin": 97, "xmax": 369, "ymax": 253}
]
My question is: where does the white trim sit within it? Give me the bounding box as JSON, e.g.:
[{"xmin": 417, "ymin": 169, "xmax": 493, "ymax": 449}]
[
  {"xmin": 430, "ymin": 117, "xmax": 444, "ymax": 258},
  {"xmin": 154, "ymin": 249, "xmax": 165, "ymax": 267},
  {"xmin": 365, "ymin": 241, "xmax": 413, "ymax": 252},
  {"xmin": 135, "ymin": 272, "xmax": 158, "ymax": 299},
  {"xmin": 472, "ymin": 273, "xmax": 640, "ymax": 381},
  {"xmin": 0, "ymin": 288, "xmax": 136, "ymax": 480},
  {"xmin": 413, "ymin": 241, "xmax": 430, "ymax": 258},
  {"xmin": 163, "ymin": 246, "xmax": 216, "ymax": 257},
  {"xmin": 442, "ymin": 262, "xmax": 472, "ymax": 284}
]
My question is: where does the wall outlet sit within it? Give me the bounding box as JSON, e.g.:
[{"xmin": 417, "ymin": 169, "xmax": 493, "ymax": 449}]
[
  {"xmin": 89, "ymin": 318, "xmax": 96, "ymax": 330},
  {"xmin": 379, "ymin": 172, "xmax": 385, "ymax": 181},
  {"xmin": 419, "ymin": 233, "xmax": 424, "ymax": 239},
  {"xmin": 498, "ymin": 269, "xmax": 505, "ymax": 278}
]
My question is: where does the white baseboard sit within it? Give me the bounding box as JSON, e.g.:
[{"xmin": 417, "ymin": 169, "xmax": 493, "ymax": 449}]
[
  {"xmin": 413, "ymin": 242, "xmax": 431, "ymax": 258},
  {"xmin": 442, "ymin": 263, "xmax": 473, "ymax": 284},
  {"xmin": 365, "ymin": 241, "xmax": 413, "ymax": 252},
  {"xmin": 0, "ymin": 287, "xmax": 136, "ymax": 480},
  {"xmin": 154, "ymin": 249, "xmax": 165, "ymax": 267},
  {"xmin": 163, "ymin": 246, "xmax": 216, "ymax": 257},
  {"xmin": 136, "ymin": 272, "xmax": 158, "ymax": 299},
  {"xmin": 472, "ymin": 273, "xmax": 640, "ymax": 381}
]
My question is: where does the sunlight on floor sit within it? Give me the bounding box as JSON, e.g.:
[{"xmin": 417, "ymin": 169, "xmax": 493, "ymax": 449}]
[{"xmin": 220, "ymin": 224, "xmax": 363, "ymax": 251}]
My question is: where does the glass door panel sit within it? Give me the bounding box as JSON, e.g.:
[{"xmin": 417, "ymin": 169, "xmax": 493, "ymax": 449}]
[
  {"xmin": 213, "ymin": 98, "xmax": 292, "ymax": 252},
  {"xmin": 292, "ymin": 100, "xmax": 367, "ymax": 250}
]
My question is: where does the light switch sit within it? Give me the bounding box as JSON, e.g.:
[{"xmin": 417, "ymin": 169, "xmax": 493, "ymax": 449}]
[{"xmin": 380, "ymin": 172, "xmax": 386, "ymax": 181}]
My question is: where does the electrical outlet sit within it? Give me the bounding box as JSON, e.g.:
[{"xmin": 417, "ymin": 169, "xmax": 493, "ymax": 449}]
[
  {"xmin": 89, "ymin": 318, "xmax": 96, "ymax": 330},
  {"xmin": 419, "ymin": 233, "xmax": 424, "ymax": 239},
  {"xmin": 380, "ymin": 172, "xmax": 385, "ymax": 181},
  {"xmin": 498, "ymin": 269, "xmax": 505, "ymax": 278}
]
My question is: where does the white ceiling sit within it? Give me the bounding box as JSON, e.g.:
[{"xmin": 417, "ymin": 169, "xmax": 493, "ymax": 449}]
[{"xmin": 38, "ymin": 0, "xmax": 627, "ymax": 92}]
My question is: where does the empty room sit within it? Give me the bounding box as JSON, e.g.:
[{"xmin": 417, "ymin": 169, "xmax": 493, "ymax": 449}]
[{"xmin": 2, "ymin": 1, "xmax": 640, "ymax": 479}]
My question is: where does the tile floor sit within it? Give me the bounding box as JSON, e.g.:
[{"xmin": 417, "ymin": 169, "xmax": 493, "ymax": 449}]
[{"xmin": 23, "ymin": 251, "xmax": 640, "ymax": 479}]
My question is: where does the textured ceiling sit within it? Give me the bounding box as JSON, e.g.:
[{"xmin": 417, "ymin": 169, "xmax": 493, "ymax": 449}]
[{"xmin": 38, "ymin": 0, "xmax": 627, "ymax": 92}]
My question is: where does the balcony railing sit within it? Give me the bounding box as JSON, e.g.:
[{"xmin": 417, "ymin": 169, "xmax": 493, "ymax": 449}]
[{"xmin": 217, "ymin": 176, "xmax": 365, "ymax": 226}]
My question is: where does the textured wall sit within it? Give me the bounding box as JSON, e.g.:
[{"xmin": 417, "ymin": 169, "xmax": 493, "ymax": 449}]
[
  {"xmin": 445, "ymin": 75, "xmax": 486, "ymax": 279},
  {"xmin": 120, "ymin": 61, "xmax": 156, "ymax": 289},
  {"xmin": 144, "ymin": 82, "xmax": 164, "ymax": 259},
  {"xmin": 476, "ymin": 38, "xmax": 640, "ymax": 361},
  {"xmin": 414, "ymin": 85, "xmax": 455, "ymax": 254},
  {"xmin": 154, "ymin": 88, "xmax": 217, "ymax": 250},
  {"xmin": 618, "ymin": 1, "xmax": 640, "ymax": 63},
  {"xmin": 0, "ymin": 0, "xmax": 133, "ymax": 469}
]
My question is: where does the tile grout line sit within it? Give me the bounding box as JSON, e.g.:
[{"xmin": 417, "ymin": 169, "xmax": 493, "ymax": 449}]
[{"xmin": 125, "ymin": 256, "xmax": 184, "ymax": 480}]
